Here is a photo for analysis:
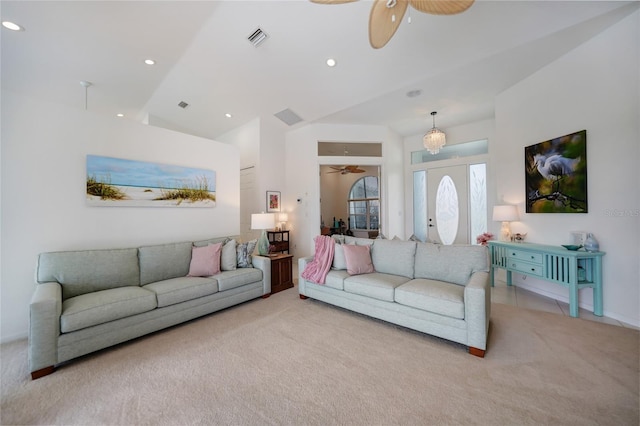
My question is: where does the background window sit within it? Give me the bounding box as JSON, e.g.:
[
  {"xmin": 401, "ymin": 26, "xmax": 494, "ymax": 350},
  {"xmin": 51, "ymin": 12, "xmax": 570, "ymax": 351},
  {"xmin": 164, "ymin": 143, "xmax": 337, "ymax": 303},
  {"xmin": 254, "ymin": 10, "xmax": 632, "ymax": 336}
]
[{"xmin": 348, "ymin": 176, "xmax": 379, "ymax": 230}]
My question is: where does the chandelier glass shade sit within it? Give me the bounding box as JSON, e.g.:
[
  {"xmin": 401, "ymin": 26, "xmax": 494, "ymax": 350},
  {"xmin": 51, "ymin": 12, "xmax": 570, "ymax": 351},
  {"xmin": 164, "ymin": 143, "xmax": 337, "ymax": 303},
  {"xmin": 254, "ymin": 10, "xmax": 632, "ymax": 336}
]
[{"xmin": 423, "ymin": 111, "xmax": 446, "ymax": 154}]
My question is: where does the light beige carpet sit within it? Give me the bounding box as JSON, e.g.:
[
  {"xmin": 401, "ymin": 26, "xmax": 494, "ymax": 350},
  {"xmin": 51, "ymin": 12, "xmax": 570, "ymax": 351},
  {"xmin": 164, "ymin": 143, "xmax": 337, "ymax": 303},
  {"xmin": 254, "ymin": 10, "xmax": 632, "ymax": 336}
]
[{"xmin": 2, "ymin": 287, "xmax": 638, "ymax": 425}]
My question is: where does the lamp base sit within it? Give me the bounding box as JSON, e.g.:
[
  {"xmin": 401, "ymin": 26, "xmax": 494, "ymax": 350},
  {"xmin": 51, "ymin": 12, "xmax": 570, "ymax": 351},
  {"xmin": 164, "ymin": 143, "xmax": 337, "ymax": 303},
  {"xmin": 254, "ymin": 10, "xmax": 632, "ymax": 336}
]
[
  {"xmin": 499, "ymin": 222, "xmax": 512, "ymax": 242},
  {"xmin": 257, "ymin": 229, "xmax": 270, "ymax": 256}
]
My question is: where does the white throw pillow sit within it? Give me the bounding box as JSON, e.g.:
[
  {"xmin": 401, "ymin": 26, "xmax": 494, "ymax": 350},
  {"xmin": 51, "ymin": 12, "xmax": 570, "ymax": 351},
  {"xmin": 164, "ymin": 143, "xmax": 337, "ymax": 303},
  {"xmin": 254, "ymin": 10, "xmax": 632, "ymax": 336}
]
[
  {"xmin": 221, "ymin": 239, "xmax": 237, "ymax": 271},
  {"xmin": 332, "ymin": 242, "xmax": 348, "ymax": 270}
]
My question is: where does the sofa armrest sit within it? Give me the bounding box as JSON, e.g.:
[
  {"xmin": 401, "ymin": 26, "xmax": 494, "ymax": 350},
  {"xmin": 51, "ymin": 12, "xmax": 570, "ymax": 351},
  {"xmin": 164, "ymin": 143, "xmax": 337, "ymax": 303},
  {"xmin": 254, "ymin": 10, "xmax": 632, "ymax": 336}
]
[
  {"xmin": 464, "ymin": 271, "xmax": 491, "ymax": 350},
  {"xmin": 297, "ymin": 256, "xmax": 314, "ymax": 296},
  {"xmin": 251, "ymin": 255, "xmax": 271, "ymax": 295},
  {"xmin": 29, "ymin": 282, "xmax": 62, "ymax": 374}
]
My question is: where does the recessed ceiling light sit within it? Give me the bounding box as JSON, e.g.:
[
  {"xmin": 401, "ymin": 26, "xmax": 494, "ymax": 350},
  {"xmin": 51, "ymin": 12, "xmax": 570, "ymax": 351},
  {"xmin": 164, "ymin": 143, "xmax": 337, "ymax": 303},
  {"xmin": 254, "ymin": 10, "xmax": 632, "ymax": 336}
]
[
  {"xmin": 225, "ymin": 113, "xmax": 232, "ymax": 118},
  {"xmin": 116, "ymin": 113, "xmax": 124, "ymax": 118},
  {"xmin": 144, "ymin": 59, "xmax": 155, "ymax": 65},
  {"xmin": 2, "ymin": 21, "xmax": 24, "ymax": 31},
  {"xmin": 326, "ymin": 58, "xmax": 337, "ymax": 67}
]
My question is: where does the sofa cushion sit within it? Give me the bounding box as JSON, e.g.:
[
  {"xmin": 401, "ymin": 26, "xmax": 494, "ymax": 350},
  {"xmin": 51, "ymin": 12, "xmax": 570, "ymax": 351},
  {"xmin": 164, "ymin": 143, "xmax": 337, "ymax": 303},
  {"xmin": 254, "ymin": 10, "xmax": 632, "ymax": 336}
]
[
  {"xmin": 37, "ymin": 248, "xmax": 140, "ymax": 300},
  {"xmin": 344, "ymin": 272, "xmax": 410, "ymax": 302},
  {"xmin": 193, "ymin": 236, "xmax": 230, "ymax": 247},
  {"xmin": 187, "ymin": 243, "xmax": 222, "ymax": 277},
  {"xmin": 343, "ymin": 244, "xmax": 374, "ymax": 275},
  {"xmin": 325, "ymin": 269, "xmax": 350, "ymax": 290},
  {"xmin": 221, "ymin": 239, "xmax": 237, "ymax": 271},
  {"xmin": 342, "ymin": 236, "xmax": 374, "ymax": 246},
  {"xmin": 61, "ymin": 286, "xmax": 157, "ymax": 333},
  {"xmin": 216, "ymin": 268, "xmax": 262, "ymax": 291},
  {"xmin": 370, "ymin": 239, "xmax": 416, "ymax": 279},
  {"xmin": 332, "ymin": 242, "xmax": 348, "ymax": 270},
  {"xmin": 395, "ymin": 279, "xmax": 465, "ymax": 320},
  {"xmin": 414, "ymin": 243, "xmax": 488, "ymax": 286},
  {"xmin": 143, "ymin": 277, "xmax": 218, "ymax": 308},
  {"xmin": 139, "ymin": 242, "xmax": 192, "ymax": 285}
]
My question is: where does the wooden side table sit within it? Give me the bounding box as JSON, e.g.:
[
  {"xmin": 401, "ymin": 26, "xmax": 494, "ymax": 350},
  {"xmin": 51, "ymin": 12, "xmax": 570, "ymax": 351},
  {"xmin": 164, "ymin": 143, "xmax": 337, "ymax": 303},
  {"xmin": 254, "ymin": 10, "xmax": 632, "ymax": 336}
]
[
  {"xmin": 267, "ymin": 230, "xmax": 289, "ymax": 254},
  {"xmin": 269, "ymin": 253, "xmax": 294, "ymax": 294}
]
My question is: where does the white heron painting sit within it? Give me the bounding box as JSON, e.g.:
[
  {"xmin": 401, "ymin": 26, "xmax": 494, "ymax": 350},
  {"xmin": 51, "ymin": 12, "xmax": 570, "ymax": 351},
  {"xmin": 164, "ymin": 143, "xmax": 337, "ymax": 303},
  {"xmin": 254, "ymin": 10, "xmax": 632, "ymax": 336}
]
[
  {"xmin": 525, "ymin": 130, "xmax": 587, "ymax": 213},
  {"xmin": 86, "ymin": 155, "xmax": 216, "ymax": 208}
]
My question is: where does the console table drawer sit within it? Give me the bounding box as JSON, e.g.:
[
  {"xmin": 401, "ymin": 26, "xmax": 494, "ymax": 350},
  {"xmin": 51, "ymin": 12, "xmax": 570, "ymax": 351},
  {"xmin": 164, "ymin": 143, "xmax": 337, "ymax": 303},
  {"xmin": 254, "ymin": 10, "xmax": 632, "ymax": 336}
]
[
  {"xmin": 508, "ymin": 260, "xmax": 543, "ymax": 277},
  {"xmin": 508, "ymin": 249, "xmax": 543, "ymax": 264}
]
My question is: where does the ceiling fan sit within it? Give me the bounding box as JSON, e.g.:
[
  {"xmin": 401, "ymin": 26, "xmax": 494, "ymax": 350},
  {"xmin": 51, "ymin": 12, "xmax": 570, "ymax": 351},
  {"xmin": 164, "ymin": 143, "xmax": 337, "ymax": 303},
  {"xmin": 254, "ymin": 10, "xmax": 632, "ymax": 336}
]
[
  {"xmin": 310, "ymin": 0, "xmax": 475, "ymax": 49},
  {"xmin": 328, "ymin": 165, "xmax": 366, "ymax": 174}
]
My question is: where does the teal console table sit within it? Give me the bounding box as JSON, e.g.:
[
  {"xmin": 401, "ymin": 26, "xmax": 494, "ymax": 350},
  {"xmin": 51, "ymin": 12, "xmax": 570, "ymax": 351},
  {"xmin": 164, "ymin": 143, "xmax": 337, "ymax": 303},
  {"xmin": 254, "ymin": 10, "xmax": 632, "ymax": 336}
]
[{"xmin": 487, "ymin": 241, "xmax": 605, "ymax": 318}]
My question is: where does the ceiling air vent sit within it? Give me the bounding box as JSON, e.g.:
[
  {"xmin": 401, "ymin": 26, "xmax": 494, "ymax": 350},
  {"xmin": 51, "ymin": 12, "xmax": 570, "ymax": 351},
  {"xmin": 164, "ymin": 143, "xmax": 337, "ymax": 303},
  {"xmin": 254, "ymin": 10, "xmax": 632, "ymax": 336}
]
[
  {"xmin": 178, "ymin": 101, "xmax": 189, "ymax": 109},
  {"xmin": 274, "ymin": 108, "xmax": 304, "ymax": 126},
  {"xmin": 248, "ymin": 28, "xmax": 268, "ymax": 47}
]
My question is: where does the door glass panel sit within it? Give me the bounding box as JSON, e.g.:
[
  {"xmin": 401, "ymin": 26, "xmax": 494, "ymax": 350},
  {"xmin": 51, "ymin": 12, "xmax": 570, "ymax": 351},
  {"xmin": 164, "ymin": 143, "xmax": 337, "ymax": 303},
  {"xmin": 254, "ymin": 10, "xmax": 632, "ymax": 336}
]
[
  {"xmin": 411, "ymin": 139, "xmax": 488, "ymax": 164},
  {"xmin": 413, "ymin": 171, "xmax": 427, "ymax": 242},
  {"xmin": 469, "ymin": 163, "xmax": 487, "ymax": 244},
  {"xmin": 435, "ymin": 175, "xmax": 459, "ymax": 245}
]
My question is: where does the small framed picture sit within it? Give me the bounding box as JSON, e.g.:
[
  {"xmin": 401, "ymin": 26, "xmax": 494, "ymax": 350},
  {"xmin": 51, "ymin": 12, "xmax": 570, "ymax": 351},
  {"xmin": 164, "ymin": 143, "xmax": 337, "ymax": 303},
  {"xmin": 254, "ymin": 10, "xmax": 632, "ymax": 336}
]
[{"xmin": 266, "ymin": 191, "xmax": 281, "ymax": 213}]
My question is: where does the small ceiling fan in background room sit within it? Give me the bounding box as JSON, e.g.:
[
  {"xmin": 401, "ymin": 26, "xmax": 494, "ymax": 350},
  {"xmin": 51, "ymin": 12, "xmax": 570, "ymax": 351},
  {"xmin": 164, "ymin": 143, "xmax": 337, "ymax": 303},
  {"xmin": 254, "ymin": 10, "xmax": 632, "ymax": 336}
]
[
  {"xmin": 310, "ymin": 0, "xmax": 475, "ymax": 48},
  {"xmin": 328, "ymin": 165, "xmax": 366, "ymax": 174}
]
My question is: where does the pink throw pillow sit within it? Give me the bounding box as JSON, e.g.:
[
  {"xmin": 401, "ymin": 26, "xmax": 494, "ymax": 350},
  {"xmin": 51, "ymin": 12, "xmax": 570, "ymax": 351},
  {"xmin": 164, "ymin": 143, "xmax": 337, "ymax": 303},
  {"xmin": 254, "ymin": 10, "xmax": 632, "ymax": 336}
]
[
  {"xmin": 187, "ymin": 243, "xmax": 222, "ymax": 277},
  {"xmin": 342, "ymin": 244, "xmax": 374, "ymax": 275}
]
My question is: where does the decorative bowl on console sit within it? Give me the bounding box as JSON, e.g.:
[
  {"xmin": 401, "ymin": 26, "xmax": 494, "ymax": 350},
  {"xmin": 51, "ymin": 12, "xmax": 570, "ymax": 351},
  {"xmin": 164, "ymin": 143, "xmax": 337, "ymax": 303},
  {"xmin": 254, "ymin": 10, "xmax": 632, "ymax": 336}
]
[{"xmin": 561, "ymin": 244, "xmax": 582, "ymax": 251}]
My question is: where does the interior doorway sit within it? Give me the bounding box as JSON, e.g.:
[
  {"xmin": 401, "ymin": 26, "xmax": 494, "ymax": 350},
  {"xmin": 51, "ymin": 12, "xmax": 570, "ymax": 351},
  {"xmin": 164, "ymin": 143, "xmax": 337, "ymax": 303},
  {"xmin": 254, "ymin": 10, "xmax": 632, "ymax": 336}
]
[{"xmin": 319, "ymin": 164, "xmax": 381, "ymax": 238}]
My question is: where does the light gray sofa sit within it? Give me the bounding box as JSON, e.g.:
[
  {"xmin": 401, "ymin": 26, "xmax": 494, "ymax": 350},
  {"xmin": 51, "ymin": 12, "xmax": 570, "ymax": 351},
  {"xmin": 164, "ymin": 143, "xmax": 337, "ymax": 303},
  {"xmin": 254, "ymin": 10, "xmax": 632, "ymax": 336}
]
[
  {"xmin": 298, "ymin": 236, "xmax": 491, "ymax": 356},
  {"xmin": 29, "ymin": 236, "xmax": 270, "ymax": 379}
]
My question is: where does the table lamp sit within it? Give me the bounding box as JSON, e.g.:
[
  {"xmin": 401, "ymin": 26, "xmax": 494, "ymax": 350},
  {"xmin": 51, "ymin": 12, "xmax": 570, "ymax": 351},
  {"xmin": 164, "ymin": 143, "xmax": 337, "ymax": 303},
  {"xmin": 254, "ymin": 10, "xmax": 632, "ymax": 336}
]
[
  {"xmin": 278, "ymin": 212, "xmax": 288, "ymax": 230},
  {"xmin": 492, "ymin": 205, "xmax": 519, "ymax": 242},
  {"xmin": 251, "ymin": 212, "xmax": 275, "ymax": 255}
]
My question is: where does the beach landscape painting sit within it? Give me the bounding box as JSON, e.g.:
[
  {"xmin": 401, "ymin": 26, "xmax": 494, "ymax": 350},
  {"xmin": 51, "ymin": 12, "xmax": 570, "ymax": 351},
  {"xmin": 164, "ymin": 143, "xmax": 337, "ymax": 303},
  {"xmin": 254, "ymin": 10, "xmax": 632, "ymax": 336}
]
[{"xmin": 86, "ymin": 155, "xmax": 216, "ymax": 207}]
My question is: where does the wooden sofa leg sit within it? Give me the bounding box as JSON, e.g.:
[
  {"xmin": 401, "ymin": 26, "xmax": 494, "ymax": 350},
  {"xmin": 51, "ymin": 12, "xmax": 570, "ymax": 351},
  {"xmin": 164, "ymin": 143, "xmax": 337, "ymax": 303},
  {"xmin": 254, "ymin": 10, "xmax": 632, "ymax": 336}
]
[
  {"xmin": 31, "ymin": 366, "xmax": 55, "ymax": 380},
  {"xmin": 261, "ymin": 293, "xmax": 271, "ymax": 299},
  {"xmin": 469, "ymin": 347, "xmax": 486, "ymax": 358},
  {"xmin": 299, "ymin": 294, "xmax": 309, "ymax": 300}
]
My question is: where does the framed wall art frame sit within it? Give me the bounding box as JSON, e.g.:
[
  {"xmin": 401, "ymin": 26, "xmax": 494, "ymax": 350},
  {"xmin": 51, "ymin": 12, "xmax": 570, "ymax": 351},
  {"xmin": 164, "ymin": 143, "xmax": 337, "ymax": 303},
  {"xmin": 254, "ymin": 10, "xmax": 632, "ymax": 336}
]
[
  {"xmin": 525, "ymin": 129, "xmax": 587, "ymax": 213},
  {"xmin": 266, "ymin": 191, "xmax": 281, "ymax": 213}
]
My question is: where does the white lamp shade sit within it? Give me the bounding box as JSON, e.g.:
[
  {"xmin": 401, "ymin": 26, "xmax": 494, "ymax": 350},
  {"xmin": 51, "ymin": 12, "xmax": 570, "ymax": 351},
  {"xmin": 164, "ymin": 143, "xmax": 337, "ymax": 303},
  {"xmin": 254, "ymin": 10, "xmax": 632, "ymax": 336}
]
[
  {"xmin": 251, "ymin": 213, "xmax": 275, "ymax": 230},
  {"xmin": 278, "ymin": 213, "xmax": 288, "ymax": 222},
  {"xmin": 492, "ymin": 205, "xmax": 519, "ymax": 222}
]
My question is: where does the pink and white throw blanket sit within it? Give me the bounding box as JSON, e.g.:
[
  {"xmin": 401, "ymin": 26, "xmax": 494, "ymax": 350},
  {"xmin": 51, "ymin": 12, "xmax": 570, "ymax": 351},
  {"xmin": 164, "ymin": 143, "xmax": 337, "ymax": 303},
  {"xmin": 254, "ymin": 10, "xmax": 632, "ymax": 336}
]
[{"xmin": 301, "ymin": 235, "xmax": 335, "ymax": 284}]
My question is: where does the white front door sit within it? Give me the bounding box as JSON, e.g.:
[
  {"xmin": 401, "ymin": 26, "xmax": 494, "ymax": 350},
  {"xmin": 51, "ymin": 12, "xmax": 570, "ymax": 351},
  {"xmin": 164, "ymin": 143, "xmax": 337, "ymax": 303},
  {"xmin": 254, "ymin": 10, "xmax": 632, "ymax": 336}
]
[{"xmin": 427, "ymin": 165, "xmax": 469, "ymax": 245}]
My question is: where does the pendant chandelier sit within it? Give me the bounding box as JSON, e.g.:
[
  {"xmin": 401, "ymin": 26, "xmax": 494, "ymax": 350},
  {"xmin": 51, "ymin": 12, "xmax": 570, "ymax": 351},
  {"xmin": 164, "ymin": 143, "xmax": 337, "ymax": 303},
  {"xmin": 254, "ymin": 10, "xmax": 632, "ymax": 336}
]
[{"xmin": 423, "ymin": 111, "xmax": 446, "ymax": 155}]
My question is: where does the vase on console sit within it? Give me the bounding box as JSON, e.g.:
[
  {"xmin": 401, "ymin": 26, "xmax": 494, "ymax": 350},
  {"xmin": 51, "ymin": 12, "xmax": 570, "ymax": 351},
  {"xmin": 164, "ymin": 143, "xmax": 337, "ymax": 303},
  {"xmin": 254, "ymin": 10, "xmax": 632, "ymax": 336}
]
[{"xmin": 584, "ymin": 233, "xmax": 599, "ymax": 252}]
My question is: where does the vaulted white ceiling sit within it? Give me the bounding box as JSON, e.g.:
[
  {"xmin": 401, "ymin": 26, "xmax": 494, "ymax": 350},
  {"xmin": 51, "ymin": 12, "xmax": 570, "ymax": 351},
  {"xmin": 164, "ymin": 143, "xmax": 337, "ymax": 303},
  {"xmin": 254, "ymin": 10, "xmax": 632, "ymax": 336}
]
[{"xmin": 2, "ymin": 1, "xmax": 637, "ymax": 140}]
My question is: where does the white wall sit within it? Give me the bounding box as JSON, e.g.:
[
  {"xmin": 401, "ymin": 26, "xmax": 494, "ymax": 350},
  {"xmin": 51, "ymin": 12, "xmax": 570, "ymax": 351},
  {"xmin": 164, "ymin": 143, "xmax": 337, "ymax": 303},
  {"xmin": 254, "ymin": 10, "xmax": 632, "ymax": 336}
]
[
  {"xmin": 285, "ymin": 123, "xmax": 404, "ymax": 258},
  {"xmin": 217, "ymin": 115, "xmax": 287, "ymax": 238},
  {"xmin": 494, "ymin": 11, "xmax": 639, "ymax": 325},
  {"xmin": 0, "ymin": 91, "xmax": 241, "ymax": 342}
]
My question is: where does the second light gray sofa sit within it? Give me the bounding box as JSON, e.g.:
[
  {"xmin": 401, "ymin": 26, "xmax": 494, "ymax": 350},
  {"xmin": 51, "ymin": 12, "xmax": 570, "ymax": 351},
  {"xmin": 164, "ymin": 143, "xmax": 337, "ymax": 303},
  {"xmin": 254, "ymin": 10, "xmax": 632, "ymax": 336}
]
[
  {"xmin": 29, "ymin": 236, "xmax": 270, "ymax": 379},
  {"xmin": 298, "ymin": 236, "xmax": 491, "ymax": 356}
]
